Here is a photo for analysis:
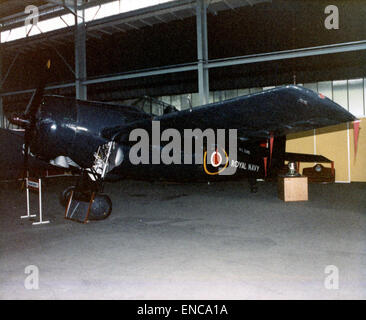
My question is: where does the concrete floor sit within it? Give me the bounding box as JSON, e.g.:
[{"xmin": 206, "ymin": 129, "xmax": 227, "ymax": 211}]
[{"xmin": 0, "ymin": 177, "xmax": 365, "ymax": 300}]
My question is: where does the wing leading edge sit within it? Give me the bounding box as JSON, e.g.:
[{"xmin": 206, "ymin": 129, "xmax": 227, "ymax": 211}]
[{"xmin": 106, "ymin": 85, "xmax": 357, "ymax": 142}]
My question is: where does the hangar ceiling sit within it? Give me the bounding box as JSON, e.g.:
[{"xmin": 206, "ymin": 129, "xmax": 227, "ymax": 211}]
[
  {"xmin": 1, "ymin": 0, "xmax": 366, "ymax": 105},
  {"xmin": 1, "ymin": 0, "xmax": 268, "ymax": 53}
]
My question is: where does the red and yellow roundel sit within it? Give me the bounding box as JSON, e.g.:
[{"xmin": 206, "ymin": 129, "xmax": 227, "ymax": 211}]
[{"xmin": 203, "ymin": 148, "xmax": 229, "ymax": 175}]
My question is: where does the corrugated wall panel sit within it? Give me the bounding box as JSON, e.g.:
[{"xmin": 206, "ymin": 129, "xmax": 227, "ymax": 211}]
[
  {"xmin": 348, "ymin": 79, "xmax": 364, "ymax": 117},
  {"xmin": 318, "ymin": 81, "xmax": 333, "ymax": 99},
  {"xmin": 333, "ymin": 80, "xmax": 349, "ymax": 110},
  {"xmin": 349, "ymin": 117, "xmax": 366, "ymax": 182}
]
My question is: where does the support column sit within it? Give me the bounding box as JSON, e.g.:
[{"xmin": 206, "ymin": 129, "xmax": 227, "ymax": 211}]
[
  {"xmin": 196, "ymin": 0, "xmax": 209, "ymax": 106},
  {"xmin": 75, "ymin": 0, "xmax": 87, "ymax": 100},
  {"xmin": 0, "ymin": 33, "xmax": 3, "ymax": 128}
]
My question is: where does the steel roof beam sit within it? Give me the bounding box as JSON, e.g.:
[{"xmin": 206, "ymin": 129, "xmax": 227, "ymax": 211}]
[
  {"xmin": 111, "ymin": 25, "xmax": 126, "ymax": 33},
  {"xmin": 47, "ymin": 0, "xmax": 77, "ymax": 16},
  {"xmin": 75, "ymin": 0, "xmax": 87, "ymax": 100},
  {"xmin": 93, "ymin": 27, "xmax": 113, "ymax": 35},
  {"xmin": 2, "ymin": 40, "xmax": 366, "ymax": 97},
  {"xmin": 223, "ymin": 0, "xmax": 235, "ymax": 10},
  {"xmin": 139, "ymin": 19, "xmax": 153, "ymax": 27},
  {"xmin": 52, "ymin": 46, "xmax": 75, "ymax": 76},
  {"xmin": 207, "ymin": 40, "xmax": 366, "ymax": 69},
  {"xmin": 196, "ymin": 0, "xmax": 209, "ymax": 105},
  {"xmin": 1, "ymin": 0, "xmax": 260, "ymax": 50},
  {"xmin": 0, "ymin": 33, "xmax": 3, "ymax": 128},
  {"xmin": 83, "ymin": 63, "xmax": 198, "ymax": 85},
  {"xmin": 0, "ymin": 4, "xmax": 66, "ymax": 30}
]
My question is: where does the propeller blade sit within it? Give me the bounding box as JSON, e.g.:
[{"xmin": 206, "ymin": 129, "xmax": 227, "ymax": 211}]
[
  {"xmin": 21, "ymin": 59, "xmax": 52, "ymax": 179},
  {"xmin": 25, "ymin": 59, "xmax": 52, "ymax": 119},
  {"xmin": 22, "ymin": 144, "xmax": 29, "ymax": 180}
]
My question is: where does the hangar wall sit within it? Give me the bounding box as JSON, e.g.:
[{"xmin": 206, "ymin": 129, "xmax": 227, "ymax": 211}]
[{"xmin": 158, "ymin": 78, "xmax": 366, "ymax": 183}]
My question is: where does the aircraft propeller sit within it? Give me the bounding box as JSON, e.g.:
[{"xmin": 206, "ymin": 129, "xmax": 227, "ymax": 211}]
[{"xmin": 9, "ymin": 59, "xmax": 51, "ymax": 178}]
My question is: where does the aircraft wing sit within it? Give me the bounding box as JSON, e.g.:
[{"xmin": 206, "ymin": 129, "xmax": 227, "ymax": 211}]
[{"xmin": 104, "ymin": 85, "xmax": 357, "ymax": 142}]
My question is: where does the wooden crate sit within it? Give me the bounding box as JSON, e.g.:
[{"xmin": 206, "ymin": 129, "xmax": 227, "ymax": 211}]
[{"xmin": 278, "ymin": 175, "xmax": 308, "ymax": 202}]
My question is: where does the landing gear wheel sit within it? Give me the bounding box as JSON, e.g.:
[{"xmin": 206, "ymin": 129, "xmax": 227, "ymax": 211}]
[{"xmin": 89, "ymin": 194, "xmax": 112, "ymax": 220}]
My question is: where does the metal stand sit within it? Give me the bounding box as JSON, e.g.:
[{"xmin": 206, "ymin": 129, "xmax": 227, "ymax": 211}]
[
  {"xmin": 65, "ymin": 190, "xmax": 94, "ymax": 224},
  {"xmin": 21, "ymin": 177, "xmax": 36, "ymax": 219},
  {"xmin": 21, "ymin": 177, "xmax": 50, "ymax": 225}
]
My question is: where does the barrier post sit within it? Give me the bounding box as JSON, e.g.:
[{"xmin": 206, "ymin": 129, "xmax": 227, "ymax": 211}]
[
  {"xmin": 32, "ymin": 178, "xmax": 50, "ymax": 225},
  {"xmin": 21, "ymin": 177, "xmax": 36, "ymax": 219},
  {"xmin": 21, "ymin": 177, "xmax": 50, "ymax": 225}
]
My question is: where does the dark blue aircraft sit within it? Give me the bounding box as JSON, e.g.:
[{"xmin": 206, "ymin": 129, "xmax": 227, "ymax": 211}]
[{"xmin": 1, "ymin": 62, "xmax": 358, "ymax": 221}]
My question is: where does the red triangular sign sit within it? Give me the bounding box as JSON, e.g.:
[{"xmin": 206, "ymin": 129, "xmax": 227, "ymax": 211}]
[
  {"xmin": 353, "ymin": 120, "xmax": 361, "ymax": 159},
  {"xmin": 263, "ymin": 157, "xmax": 268, "ymax": 177},
  {"xmin": 269, "ymin": 134, "xmax": 274, "ymax": 165}
]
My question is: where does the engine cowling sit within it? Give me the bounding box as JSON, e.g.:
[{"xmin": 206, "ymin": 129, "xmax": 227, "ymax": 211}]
[{"xmin": 29, "ymin": 96, "xmax": 137, "ymax": 169}]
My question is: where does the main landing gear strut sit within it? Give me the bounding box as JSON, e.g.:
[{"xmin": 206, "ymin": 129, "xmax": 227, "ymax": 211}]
[{"xmin": 60, "ymin": 141, "xmax": 119, "ymax": 221}]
